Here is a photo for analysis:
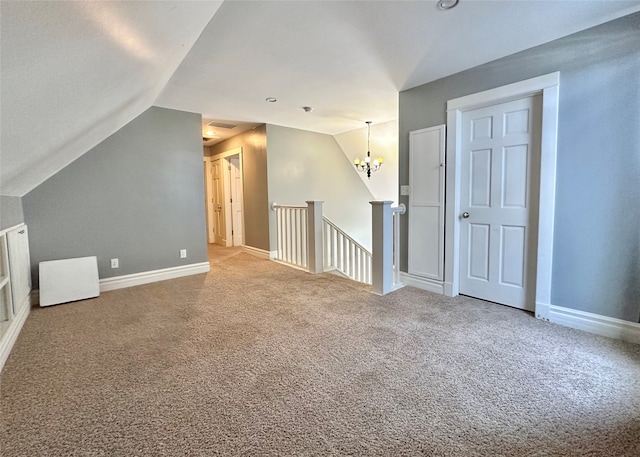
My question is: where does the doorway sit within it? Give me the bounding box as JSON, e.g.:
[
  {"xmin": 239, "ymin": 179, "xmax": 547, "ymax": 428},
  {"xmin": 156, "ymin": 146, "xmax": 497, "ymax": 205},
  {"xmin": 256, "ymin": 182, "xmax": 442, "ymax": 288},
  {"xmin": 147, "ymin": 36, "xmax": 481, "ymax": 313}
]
[
  {"xmin": 204, "ymin": 147, "xmax": 245, "ymax": 247},
  {"xmin": 444, "ymin": 72, "xmax": 560, "ymax": 319},
  {"xmin": 226, "ymin": 155, "xmax": 244, "ymax": 246},
  {"xmin": 458, "ymin": 95, "xmax": 541, "ymax": 311}
]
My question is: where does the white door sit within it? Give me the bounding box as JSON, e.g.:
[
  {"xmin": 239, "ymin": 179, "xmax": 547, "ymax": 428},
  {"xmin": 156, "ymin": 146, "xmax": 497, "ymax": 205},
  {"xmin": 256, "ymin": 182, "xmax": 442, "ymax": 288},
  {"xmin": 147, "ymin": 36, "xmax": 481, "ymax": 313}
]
[
  {"xmin": 211, "ymin": 159, "xmax": 226, "ymax": 246},
  {"xmin": 228, "ymin": 156, "xmax": 244, "ymax": 246},
  {"xmin": 459, "ymin": 95, "xmax": 541, "ymax": 310},
  {"xmin": 408, "ymin": 125, "xmax": 445, "ymax": 281}
]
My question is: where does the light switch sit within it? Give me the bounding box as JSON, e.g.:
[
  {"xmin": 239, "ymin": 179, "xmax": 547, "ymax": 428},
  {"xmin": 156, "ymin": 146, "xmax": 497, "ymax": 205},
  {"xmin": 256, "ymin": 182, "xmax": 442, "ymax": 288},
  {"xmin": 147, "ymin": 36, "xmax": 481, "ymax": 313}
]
[{"xmin": 400, "ymin": 185, "xmax": 410, "ymax": 196}]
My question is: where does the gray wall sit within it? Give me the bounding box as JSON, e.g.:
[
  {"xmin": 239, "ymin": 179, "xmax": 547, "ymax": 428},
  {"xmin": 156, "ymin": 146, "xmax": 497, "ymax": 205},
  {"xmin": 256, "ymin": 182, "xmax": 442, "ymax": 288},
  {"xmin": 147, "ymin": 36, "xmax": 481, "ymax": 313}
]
[
  {"xmin": 0, "ymin": 196, "xmax": 24, "ymax": 230},
  {"xmin": 208, "ymin": 125, "xmax": 270, "ymax": 251},
  {"xmin": 399, "ymin": 13, "xmax": 640, "ymax": 322},
  {"xmin": 266, "ymin": 124, "xmax": 374, "ymax": 251},
  {"xmin": 23, "ymin": 106, "xmax": 208, "ymax": 287}
]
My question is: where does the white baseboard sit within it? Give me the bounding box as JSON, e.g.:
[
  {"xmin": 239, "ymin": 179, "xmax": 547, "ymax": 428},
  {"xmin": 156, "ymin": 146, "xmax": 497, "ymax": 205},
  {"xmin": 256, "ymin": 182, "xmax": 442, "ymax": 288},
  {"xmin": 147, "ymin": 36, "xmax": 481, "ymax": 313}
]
[
  {"xmin": 547, "ymin": 305, "xmax": 640, "ymax": 345},
  {"xmin": 400, "ymin": 272, "xmax": 445, "ymax": 294},
  {"xmin": 32, "ymin": 262, "xmax": 211, "ymax": 302},
  {"xmin": 99, "ymin": 262, "xmax": 210, "ymax": 292},
  {"xmin": 243, "ymin": 245, "xmax": 275, "ymax": 260},
  {"xmin": 443, "ymin": 281, "xmax": 455, "ymax": 297},
  {"xmin": 535, "ymin": 302, "xmax": 551, "ymax": 321},
  {"xmin": 0, "ymin": 295, "xmax": 31, "ymax": 372}
]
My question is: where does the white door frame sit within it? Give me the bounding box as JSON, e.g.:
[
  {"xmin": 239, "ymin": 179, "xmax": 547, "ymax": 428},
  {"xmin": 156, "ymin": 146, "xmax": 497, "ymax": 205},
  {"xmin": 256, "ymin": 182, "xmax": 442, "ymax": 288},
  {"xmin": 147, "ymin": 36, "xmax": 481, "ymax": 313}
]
[
  {"xmin": 203, "ymin": 158, "xmax": 215, "ymax": 244},
  {"xmin": 206, "ymin": 147, "xmax": 244, "ymax": 247},
  {"xmin": 444, "ymin": 72, "xmax": 559, "ymax": 320},
  {"xmin": 226, "ymin": 155, "xmax": 245, "ymax": 246}
]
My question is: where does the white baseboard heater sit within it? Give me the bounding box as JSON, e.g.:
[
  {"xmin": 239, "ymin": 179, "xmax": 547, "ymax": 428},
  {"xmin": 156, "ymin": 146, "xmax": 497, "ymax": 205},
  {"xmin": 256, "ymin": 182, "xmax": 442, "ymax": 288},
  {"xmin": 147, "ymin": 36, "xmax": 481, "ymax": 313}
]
[{"xmin": 39, "ymin": 256, "xmax": 100, "ymax": 307}]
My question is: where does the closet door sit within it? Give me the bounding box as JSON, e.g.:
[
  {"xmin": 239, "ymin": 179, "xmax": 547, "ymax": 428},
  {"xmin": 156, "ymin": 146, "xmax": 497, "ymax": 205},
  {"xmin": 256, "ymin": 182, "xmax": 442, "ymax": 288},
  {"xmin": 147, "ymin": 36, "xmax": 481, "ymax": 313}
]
[
  {"xmin": 408, "ymin": 125, "xmax": 445, "ymax": 281},
  {"xmin": 7, "ymin": 225, "xmax": 31, "ymax": 313}
]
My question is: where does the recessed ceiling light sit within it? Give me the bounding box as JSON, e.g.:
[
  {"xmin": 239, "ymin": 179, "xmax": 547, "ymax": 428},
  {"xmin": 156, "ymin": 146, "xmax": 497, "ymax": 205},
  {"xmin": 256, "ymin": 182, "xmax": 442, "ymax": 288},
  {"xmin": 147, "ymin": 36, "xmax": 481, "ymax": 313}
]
[
  {"xmin": 265, "ymin": 97, "xmax": 277, "ymax": 103},
  {"xmin": 205, "ymin": 130, "xmax": 215, "ymax": 136},
  {"xmin": 437, "ymin": 0, "xmax": 459, "ymax": 10}
]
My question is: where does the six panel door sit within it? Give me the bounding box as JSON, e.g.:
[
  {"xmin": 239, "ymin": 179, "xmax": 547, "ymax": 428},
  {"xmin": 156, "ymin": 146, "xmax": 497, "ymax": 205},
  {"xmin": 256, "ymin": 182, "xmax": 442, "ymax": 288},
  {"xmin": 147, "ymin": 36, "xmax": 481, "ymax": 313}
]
[{"xmin": 459, "ymin": 95, "xmax": 542, "ymax": 310}]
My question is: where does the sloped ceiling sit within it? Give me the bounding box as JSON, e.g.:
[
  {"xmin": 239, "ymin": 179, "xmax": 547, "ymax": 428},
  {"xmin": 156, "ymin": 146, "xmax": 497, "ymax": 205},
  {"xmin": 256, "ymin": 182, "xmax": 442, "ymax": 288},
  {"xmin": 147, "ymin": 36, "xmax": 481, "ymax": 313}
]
[
  {"xmin": 156, "ymin": 0, "xmax": 640, "ymax": 137},
  {"xmin": 0, "ymin": 1, "xmax": 223, "ymax": 196},
  {"xmin": 2, "ymin": 0, "xmax": 640, "ymax": 197}
]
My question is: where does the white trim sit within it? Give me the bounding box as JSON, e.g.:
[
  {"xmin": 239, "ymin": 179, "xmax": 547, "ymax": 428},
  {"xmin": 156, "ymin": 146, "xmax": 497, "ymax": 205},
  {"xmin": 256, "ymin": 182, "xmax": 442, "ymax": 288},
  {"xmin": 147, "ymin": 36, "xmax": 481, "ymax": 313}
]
[
  {"xmin": 400, "ymin": 272, "xmax": 444, "ymax": 294},
  {"xmin": 443, "ymin": 282, "xmax": 455, "ymax": 297},
  {"xmin": 408, "ymin": 125, "xmax": 445, "ymax": 282},
  {"xmin": 444, "ymin": 72, "xmax": 560, "ymax": 321},
  {"xmin": 535, "ymin": 301, "xmax": 551, "ymax": 321},
  {"xmin": 447, "ymin": 73, "xmax": 561, "ymax": 111},
  {"xmin": 210, "ymin": 146, "xmax": 242, "ymax": 160},
  {"xmin": 203, "ymin": 158, "xmax": 215, "ymax": 244},
  {"xmin": 225, "ymin": 153, "xmax": 245, "ymax": 247},
  {"xmin": 0, "ymin": 296, "xmax": 31, "ymax": 372},
  {"xmin": 206, "ymin": 147, "xmax": 245, "ymax": 248},
  {"xmin": 549, "ymin": 305, "xmax": 640, "ymax": 345},
  {"xmin": 0, "ymin": 223, "xmax": 26, "ymax": 236},
  {"xmin": 371, "ymin": 282, "xmax": 405, "ymax": 297},
  {"xmin": 273, "ymin": 259, "xmax": 309, "ymax": 273},
  {"xmin": 242, "ymin": 245, "xmax": 275, "ymax": 260},
  {"xmin": 99, "ymin": 262, "xmax": 210, "ymax": 292}
]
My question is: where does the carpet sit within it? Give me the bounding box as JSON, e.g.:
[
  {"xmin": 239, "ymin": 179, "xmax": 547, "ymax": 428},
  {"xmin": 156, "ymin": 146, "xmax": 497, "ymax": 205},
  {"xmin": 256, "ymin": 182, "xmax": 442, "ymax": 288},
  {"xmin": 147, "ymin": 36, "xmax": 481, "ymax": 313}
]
[{"xmin": 1, "ymin": 248, "xmax": 639, "ymax": 456}]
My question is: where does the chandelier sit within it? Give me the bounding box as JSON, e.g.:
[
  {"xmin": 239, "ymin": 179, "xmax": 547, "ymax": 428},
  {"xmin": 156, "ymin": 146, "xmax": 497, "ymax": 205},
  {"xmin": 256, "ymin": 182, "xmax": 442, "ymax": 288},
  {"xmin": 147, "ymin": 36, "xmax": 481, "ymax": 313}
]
[{"xmin": 353, "ymin": 121, "xmax": 383, "ymax": 179}]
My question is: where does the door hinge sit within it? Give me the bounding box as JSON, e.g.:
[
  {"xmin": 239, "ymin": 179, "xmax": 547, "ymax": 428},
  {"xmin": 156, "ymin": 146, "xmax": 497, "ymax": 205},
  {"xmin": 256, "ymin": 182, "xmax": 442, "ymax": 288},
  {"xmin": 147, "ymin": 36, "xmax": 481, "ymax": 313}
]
[{"xmin": 230, "ymin": 198, "xmax": 233, "ymax": 203}]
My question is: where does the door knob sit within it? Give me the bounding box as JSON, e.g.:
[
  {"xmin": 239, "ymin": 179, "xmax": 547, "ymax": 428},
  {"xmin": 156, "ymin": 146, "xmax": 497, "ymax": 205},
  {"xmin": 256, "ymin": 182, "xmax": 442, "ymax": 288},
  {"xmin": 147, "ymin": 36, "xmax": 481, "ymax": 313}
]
[{"xmin": 462, "ymin": 212, "xmax": 470, "ymax": 218}]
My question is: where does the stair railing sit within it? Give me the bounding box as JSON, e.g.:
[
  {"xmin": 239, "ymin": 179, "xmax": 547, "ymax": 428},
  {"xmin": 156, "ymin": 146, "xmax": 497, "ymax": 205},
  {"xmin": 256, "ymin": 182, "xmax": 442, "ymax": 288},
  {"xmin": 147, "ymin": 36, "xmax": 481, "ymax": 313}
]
[
  {"xmin": 272, "ymin": 200, "xmax": 403, "ymax": 294},
  {"xmin": 271, "ymin": 203, "xmax": 309, "ymax": 270},
  {"xmin": 371, "ymin": 201, "xmax": 406, "ymax": 295},
  {"xmin": 322, "ymin": 217, "xmax": 372, "ymax": 284}
]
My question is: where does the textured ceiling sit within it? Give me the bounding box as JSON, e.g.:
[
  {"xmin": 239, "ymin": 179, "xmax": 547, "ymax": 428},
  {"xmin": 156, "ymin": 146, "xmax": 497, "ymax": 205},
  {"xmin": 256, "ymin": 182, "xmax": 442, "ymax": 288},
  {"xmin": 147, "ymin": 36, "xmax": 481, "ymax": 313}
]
[{"xmin": 2, "ymin": 0, "xmax": 640, "ymax": 196}]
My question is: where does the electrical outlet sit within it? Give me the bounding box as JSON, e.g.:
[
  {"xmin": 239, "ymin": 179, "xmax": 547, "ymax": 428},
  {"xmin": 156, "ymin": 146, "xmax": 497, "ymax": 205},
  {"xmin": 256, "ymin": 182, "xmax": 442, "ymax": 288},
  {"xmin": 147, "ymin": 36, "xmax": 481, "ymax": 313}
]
[
  {"xmin": 180, "ymin": 249, "xmax": 187, "ymax": 259},
  {"xmin": 111, "ymin": 258, "xmax": 119, "ymax": 269}
]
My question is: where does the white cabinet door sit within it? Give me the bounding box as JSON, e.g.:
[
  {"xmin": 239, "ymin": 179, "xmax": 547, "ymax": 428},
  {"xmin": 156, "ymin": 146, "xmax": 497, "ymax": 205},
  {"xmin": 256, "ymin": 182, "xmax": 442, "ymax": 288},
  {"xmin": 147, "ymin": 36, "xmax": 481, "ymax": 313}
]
[
  {"xmin": 408, "ymin": 125, "xmax": 445, "ymax": 281},
  {"xmin": 7, "ymin": 225, "xmax": 31, "ymax": 313},
  {"xmin": 459, "ymin": 96, "xmax": 541, "ymax": 310},
  {"xmin": 0, "ymin": 233, "xmax": 12, "ymax": 324}
]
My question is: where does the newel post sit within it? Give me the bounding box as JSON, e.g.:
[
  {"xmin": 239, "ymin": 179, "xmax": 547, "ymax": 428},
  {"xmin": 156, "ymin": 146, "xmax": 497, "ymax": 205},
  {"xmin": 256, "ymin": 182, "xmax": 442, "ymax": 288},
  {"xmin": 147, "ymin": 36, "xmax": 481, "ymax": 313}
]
[
  {"xmin": 306, "ymin": 200, "xmax": 324, "ymax": 274},
  {"xmin": 371, "ymin": 201, "xmax": 393, "ymax": 295}
]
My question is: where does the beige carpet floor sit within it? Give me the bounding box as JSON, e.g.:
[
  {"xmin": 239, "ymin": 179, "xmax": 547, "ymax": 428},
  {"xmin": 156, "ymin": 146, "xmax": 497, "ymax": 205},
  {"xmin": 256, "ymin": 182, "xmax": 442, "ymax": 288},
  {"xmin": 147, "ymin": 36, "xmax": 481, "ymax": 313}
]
[{"xmin": 1, "ymin": 246, "xmax": 639, "ymax": 456}]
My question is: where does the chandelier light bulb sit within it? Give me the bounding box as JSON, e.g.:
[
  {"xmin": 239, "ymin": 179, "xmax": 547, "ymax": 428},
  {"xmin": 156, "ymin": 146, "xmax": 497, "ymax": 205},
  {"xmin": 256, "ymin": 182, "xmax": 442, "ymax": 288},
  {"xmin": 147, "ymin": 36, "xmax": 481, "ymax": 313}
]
[{"xmin": 353, "ymin": 121, "xmax": 383, "ymax": 179}]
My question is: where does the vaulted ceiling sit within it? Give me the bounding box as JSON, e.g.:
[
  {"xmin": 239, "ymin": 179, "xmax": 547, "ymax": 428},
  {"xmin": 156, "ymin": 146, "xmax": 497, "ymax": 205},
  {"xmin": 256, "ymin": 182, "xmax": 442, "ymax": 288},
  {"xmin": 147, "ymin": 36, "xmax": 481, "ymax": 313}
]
[{"xmin": 2, "ymin": 0, "xmax": 639, "ymax": 197}]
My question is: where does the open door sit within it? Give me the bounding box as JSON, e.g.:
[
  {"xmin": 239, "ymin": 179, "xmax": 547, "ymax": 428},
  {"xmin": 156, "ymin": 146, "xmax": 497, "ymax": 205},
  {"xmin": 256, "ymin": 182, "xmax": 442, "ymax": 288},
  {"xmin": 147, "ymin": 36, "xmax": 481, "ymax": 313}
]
[
  {"xmin": 211, "ymin": 158, "xmax": 226, "ymax": 246},
  {"xmin": 204, "ymin": 148, "xmax": 244, "ymax": 247},
  {"xmin": 227, "ymin": 155, "xmax": 244, "ymax": 246}
]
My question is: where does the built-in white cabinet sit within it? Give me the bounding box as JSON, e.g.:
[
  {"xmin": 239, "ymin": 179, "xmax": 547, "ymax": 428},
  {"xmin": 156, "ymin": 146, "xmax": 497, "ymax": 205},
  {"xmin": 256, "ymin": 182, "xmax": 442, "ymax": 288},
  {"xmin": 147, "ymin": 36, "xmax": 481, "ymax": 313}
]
[
  {"xmin": 0, "ymin": 233, "xmax": 13, "ymax": 326},
  {"xmin": 408, "ymin": 125, "xmax": 446, "ymax": 283},
  {"xmin": 7, "ymin": 225, "xmax": 31, "ymax": 312},
  {"xmin": 0, "ymin": 223, "xmax": 32, "ymax": 371}
]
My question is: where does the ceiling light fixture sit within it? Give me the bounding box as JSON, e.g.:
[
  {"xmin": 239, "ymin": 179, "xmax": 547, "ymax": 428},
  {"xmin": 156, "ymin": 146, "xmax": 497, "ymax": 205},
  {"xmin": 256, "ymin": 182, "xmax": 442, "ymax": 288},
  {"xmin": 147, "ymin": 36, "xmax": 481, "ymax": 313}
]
[
  {"xmin": 354, "ymin": 121, "xmax": 383, "ymax": 179},
  {"xmin": 437, "ymin": 0, "xmax": 459, "ymax": 10},
  {"xmin": 265, "ymin": 97, "xmax": 277, "ymax": 103}
]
